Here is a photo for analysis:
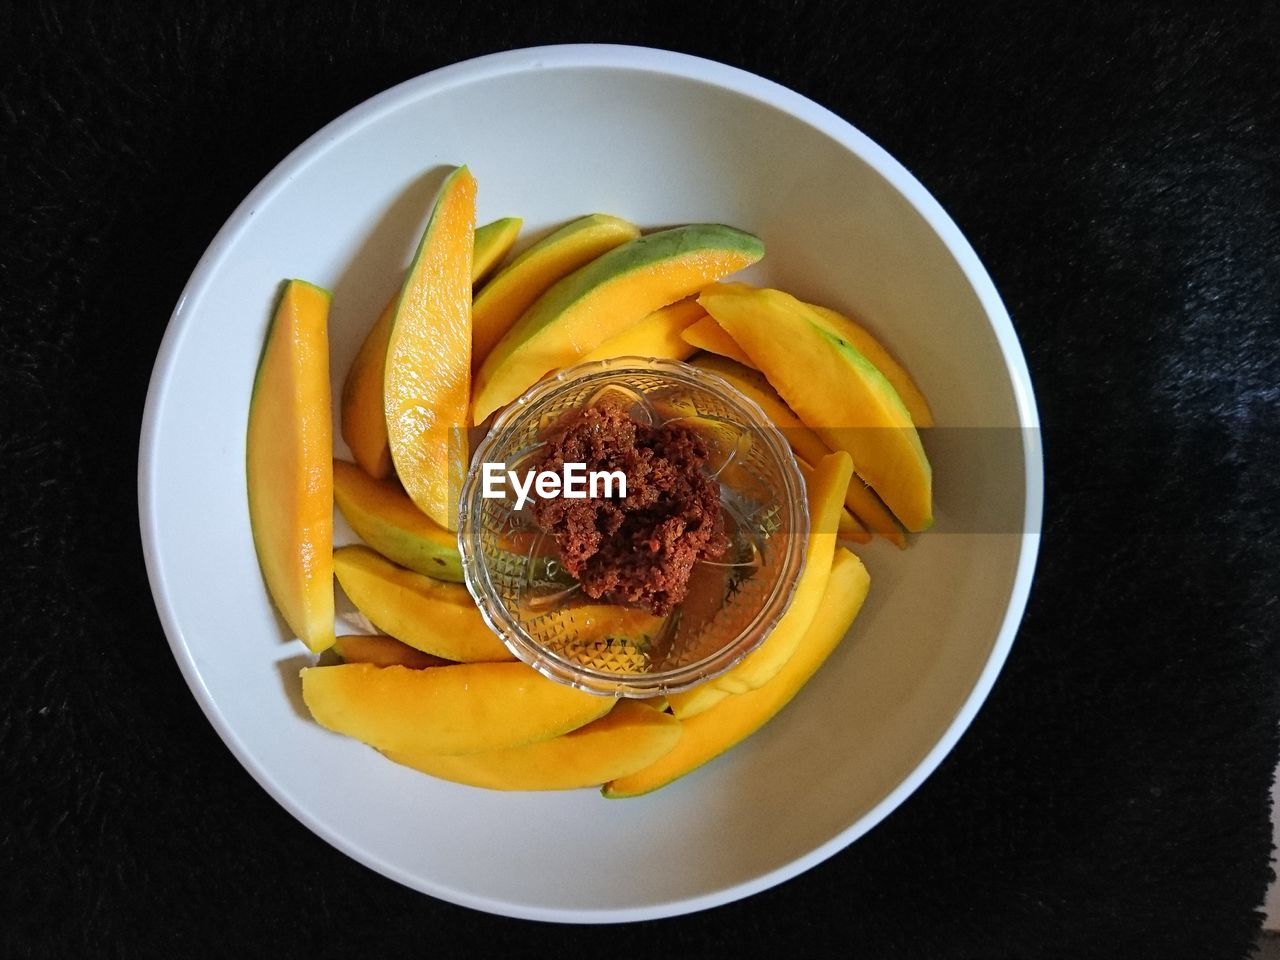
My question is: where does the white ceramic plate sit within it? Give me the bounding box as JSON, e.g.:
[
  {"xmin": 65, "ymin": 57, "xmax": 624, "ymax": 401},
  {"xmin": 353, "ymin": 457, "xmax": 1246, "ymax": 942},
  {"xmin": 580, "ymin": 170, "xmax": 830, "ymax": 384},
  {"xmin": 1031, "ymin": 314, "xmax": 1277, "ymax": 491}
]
[{"xmin": 139, "ymin": 45, "xmax": 1042, "ymax": 922}]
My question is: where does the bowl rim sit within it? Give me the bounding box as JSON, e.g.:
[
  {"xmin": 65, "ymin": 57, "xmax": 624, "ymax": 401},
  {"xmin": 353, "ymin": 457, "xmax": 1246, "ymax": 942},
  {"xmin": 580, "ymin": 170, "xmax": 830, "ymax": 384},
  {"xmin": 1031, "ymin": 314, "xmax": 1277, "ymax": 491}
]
[{"xmin": 137, "ymin": 43, "xmax": 1043, "ymax": 924}]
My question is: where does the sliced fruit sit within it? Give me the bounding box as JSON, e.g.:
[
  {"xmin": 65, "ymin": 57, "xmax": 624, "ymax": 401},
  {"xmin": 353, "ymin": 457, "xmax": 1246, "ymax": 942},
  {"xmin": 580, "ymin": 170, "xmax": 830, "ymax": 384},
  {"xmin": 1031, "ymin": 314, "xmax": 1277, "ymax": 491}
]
[
  {"xmin": 691, "ymin": 354, "xmax": 829, "ymax": 467},
  {"xmin": 246, "ymin": 279, "xmax": 335, "ymax": 653},
  {"xmin": 471, "ymin": 217, "xmax": 522, "ymax": 286},
  {"xmin": 341, "ymin": 297, "xmax": 397, "ymax": 479},
  {"xmin": 386, "ymin": 700, "xmax": 681, "ymax": 790},
  {"xmin": 332, "ymin": 459, "xmax": 461, "ymax": 581},
  {"xmin": 535, "ymin": 603, "xmax": 667, "ymax": 643},
  {"xmin": 333, "ymin": 545, "xmax": 512, "ymax": 662},
  {"xmin": 667, "ymin": 685, "xmax": 730, "ymax": 719},
  {"xmin": 471, "ymin": 214, "xmax": 640, "ymax": 370},
  {"xmin": 682, "ymin": 314, "xmax": 754, "ymax": 367},
  {"xmin": 342, "ymin": 216, "xmax": 522, "ymax": 480},
  {"xmin": 842, "ymin": 474, "xmax": 906, "ymax": 548},
  {"xmin": 530, "ymin": 603, "xmax": 669, "ymax": 670},
  {"xmin": 805, "ymin": 303, "xmax": 934, "ymax": 428},
  {"xmin": 700, "ymin": 284, "xmax": 932, "ymax": 531},
  {"xmin": 473, "ymin": 224, "xmax": 764, "ymax": 423},
  {"xmin": 795, "ymin": 457, "xmax": 869, "ymax": 543},
  {"xmin": 384, "ymin": 165, "xmax": 475, "ymax": 531},
  {"xmin": 604, "ymin": 546, "xmax": 870, "ymax": 797},
  {"xmin": 670, "ymin": 452, "xmax": 853, "ymax": 713},
  {"xmin": 691, "ymin": 354, "xmax": 904, "ymax": 548},
  {"xmin": 578, "ymin": 299, "xmax": 705, "ymax": 364},
  {"xmin": 301, "ymin": 661, "xmax": 613, "ymax": 756},
  {"xmin": 334, "ymin": 634, "xmax": 452, "ymax": 669}
]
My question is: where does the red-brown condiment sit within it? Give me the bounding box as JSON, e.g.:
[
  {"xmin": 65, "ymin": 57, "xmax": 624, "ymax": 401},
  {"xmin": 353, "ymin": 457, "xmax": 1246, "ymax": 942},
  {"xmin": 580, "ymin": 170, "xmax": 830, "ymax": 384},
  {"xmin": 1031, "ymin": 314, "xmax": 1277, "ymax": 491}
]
[{"xmin": 529, "ymin": 400, "xmax": 728, "ymax": 615}]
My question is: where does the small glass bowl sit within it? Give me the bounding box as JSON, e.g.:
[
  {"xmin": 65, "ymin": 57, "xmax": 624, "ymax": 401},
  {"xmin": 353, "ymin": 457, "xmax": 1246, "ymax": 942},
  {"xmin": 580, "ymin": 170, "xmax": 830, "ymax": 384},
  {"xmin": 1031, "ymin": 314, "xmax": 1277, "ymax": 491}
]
[{"xmin": 458, "ymin": 357, "xmax": 809, "ymax": 697}]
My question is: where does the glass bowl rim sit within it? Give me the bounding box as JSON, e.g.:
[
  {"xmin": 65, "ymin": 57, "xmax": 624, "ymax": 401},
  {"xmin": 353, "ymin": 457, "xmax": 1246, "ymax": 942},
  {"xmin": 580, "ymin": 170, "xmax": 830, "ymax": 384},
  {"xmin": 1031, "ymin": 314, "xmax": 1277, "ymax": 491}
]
[{"xmin": 457, "ymin": 355, "xmax": 811, "ymax": 697}]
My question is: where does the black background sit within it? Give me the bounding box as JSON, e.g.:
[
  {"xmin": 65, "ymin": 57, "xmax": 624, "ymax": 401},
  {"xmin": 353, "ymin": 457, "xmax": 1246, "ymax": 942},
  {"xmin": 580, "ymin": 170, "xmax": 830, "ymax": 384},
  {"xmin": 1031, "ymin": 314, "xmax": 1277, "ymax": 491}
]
[{"xmin": 4, "ymin": 2, "xmax": 1279, "ymax": 957}]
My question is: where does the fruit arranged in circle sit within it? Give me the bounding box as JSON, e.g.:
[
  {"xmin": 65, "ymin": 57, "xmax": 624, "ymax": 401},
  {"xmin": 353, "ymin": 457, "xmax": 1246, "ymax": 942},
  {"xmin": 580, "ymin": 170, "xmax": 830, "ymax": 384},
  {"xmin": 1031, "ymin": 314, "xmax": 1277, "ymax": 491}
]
[{"xmin": 247, "ymin": 166, "xmax": 939, "ymax": 796}]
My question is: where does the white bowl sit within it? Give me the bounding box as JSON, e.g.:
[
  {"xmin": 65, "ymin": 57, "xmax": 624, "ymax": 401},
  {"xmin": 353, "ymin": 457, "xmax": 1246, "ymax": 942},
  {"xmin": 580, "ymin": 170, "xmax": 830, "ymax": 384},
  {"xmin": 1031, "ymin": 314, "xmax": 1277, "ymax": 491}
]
[{"xmin": 139, "ymin": 44, "xmax": 1042, "ymax": 922}]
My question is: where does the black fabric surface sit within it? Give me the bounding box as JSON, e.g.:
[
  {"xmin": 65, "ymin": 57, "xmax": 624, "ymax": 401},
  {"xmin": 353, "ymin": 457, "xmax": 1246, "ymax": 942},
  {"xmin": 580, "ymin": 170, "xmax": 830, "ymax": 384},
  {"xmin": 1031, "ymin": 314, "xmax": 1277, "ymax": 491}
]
[{"xmin": 4, "ymin": 2, "xmax": 1279, "ymax": 957}]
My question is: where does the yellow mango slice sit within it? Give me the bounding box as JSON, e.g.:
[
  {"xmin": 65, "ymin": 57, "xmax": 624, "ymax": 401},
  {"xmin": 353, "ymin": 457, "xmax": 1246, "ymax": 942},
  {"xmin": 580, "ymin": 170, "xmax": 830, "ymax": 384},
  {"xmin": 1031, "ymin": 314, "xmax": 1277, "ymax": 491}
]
[
  {"xmin": 333, "ymin": 545, "xmax": 512, "ymax": 662},
  {"xmin": 471, "ymin": 214, "xmax": 640, "ymax": 371},
  {"xmin": 332, "ymin": 459, "xmax": 461, "ymax": 582},
  {"xmin": 342, "ymin": 216, "xmax": 522, "ymax": 480},
  {"xmin": 700, "ymin": 284, "xmax": 932, "ymax": 531},
  {"xmin": 672, "ymin": 452, "xmax": 852, "ymax": 713},
  {"xmin": 341, "ymin": 297, "xmax": 397, "ymax": 479},
  {"xmin": 795, "ymin": 457, "xmax": 869, "ymax": 544},
  {"xmin": 334, "ymin": 634, "xmax": 452, "ymax": 669},
  {"xmin": 578, "ymin": 299, "xmax": 705, "ymax": 364},
  {"xmin": 246, "ymin": 280, "xmax": 335, "ymax": 653},
  {"xmin": 691, "ymin": 354, "xmax": 905, "ymax": 548},
  {"xmin": 682, "ymin": 314, "xmax": 755, "ymax": 367},
  {"xmin": 527, "ymin": 602, "xmax": 669, "ymax": 672},
  {"xmin": 667, "ymin": 685, "xmax": 730, "ymax": 719},
  {"xmin": 841, "ymin": 474, "xmax": 906, "ymax": 548},
  {"xmin": 604, "ymin": 546, "xmax": 870, "ymax": 797},
  {"xmin": 695, "ymin": 285, "xmax": 933, "ymax": 429},
  {"xmin": 384, "ymin": 166, "xmax": 475, "ymax": 531},
  {"xmin": 302, "ymin": 661, "xmax": 613, "ymax": 756},
  {"xmin": 473, "ymin": 224, "xmax": 764, "ymax": 424},
  {"xmin": 471, "ymin": 217, "xmax": 522, "ymax": 286},
  {"xmin": 806, "ymin": 303, "xmax": 934, "ymax": 428},
  {"xmin": 386, "ymin": 700, "xmax": 681, "ymax": 790}
]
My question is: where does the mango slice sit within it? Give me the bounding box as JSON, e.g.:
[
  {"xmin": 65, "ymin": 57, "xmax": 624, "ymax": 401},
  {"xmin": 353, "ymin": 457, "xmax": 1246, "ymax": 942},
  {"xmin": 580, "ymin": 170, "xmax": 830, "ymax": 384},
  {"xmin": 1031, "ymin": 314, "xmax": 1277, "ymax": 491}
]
[
  {"xmin": 342, "ymin": 215, "xmax": 521, "ymax": 480},
  {"xmin": 682, "ymin": 314, "xmax": 755, "ymax": 367},
  {"xmin": 334, "ymin": 634, "xmax": 452, "ymax": 669},
  {"xmin": 341, "ymin": 297, "xmax": 397, "ymax": 479},
  {"xmin": 473, "ymin": 224, "xmax": 764, "ymax": 423},
  {"xmin": 386, "ymin": 700, "xmax": 681, "ymax": 790},
  {"xmin": 666, "ymin": 684, "xmax": 730, "ymax": 719},
  {"xmin": 384, "ymin": 166, "xmax": 475, "ymax": 531},
  {"xmin": 246, "ymin": 279, "xmax": 335, "ymax": 653},
  {"xmin": 301, "ymin": 661, "xmax": 614, "ymax": 756},
  {"xmin": 579, "ymin": 299, "xmax": 705, "ymax": 364},
  {"xmin": 805, "ymin": 303, "xmax": 934, "ymax": 428},
  {"xmin": 333, "ymin": 545, "xmax": 512, "ymax": 662},
  {"xmin": 471, "ymin": 217, "xmax": 522, "ymax": 286},
  {"xmin": 839, "ymin": 474, "xmax": 906, "ymax": 548},
  {"xmin": 471, "ymin": 214, "xmax": 640, "ymax": 371},
  {"xmin": 604, "ymin": 546, "xmax": 870, "ymax": 797},
  {"xmin": 332, "ymin": 459, "xmax": 461, "ymax": 582},
  {"xmin": 795, "ymin": 457, "xmax": 869, "ymax": 544},
  {"xmin": 669, "ymin": 452, "xmax": 852, "ymax": 715},
  {"xmin": 700, "ymin": 284, "xmax": 932, "ymax": 532},
  {"xmin": 691, "ymin": 354, "xmax": 904, "ymax": 548}
]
